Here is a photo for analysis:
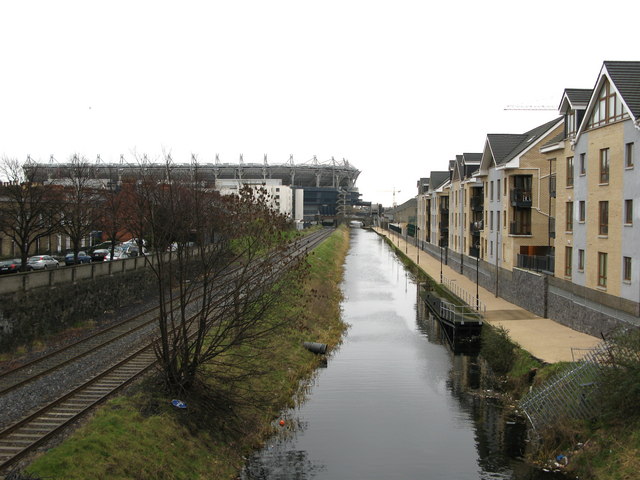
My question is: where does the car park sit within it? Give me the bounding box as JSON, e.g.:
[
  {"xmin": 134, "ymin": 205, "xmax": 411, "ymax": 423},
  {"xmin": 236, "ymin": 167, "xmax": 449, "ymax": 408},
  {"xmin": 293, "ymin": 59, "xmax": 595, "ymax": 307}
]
[
  {"xmin": 64, "ymin": 251, "xmax": 92, "ymax": 265},
  {"xmin": 27, "ymin": 255, "xmax": 59, "ymax": 270},
  {"xmin": 0, "ymin": 258, "xmax": 26, "ymax": 274}
]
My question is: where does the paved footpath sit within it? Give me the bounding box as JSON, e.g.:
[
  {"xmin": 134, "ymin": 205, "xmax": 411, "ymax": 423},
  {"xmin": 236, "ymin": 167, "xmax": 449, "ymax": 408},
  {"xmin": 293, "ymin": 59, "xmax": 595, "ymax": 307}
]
[{"xmin": 372, "ymin": 227, "xmax": 600, "ymax": 363}]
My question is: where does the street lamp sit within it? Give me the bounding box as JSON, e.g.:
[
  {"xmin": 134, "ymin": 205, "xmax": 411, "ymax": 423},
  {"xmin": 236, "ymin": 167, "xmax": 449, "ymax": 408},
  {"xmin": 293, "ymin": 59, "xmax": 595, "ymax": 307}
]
[
  {"xmin": 440, "ymin": 244, "xmax": 443, "ymax": 283},
  {"xmin": 416, "ymin": 226, "xmax": 420, "ymax": 265},
  {"xmin": 476, "ymin": 252, "xmax": 480, "ymax": 311}
]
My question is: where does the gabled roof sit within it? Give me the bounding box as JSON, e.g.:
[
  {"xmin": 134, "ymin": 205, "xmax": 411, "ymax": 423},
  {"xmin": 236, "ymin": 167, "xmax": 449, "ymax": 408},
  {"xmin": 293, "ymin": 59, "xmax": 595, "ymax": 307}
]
[
  {"xmin": 462, "ymin": 152, "xmax": 481, "ymax": 164},
  {"xmin": 604, "ymin": 61, "xmax": 640, "ymax": 119},
  {"xmin": 479, "ymin": 117, "xmax": 562, "ymax": 172},
  {"xmin": 558, "ymin": 88, "xmax": 592, "ymax": 114},
  {"xmin": 428, "ymin": 171, "xmax": 450, "ymax": 191},
  {"xmin": 576, "ymin": 61, "xmax": 640, "ymax": 139}
]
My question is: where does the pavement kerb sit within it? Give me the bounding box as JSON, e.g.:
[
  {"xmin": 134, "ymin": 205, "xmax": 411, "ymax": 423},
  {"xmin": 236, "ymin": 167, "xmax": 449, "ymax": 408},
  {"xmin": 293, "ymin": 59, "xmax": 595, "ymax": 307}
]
[{"xmin": 371, "ymin": 227, "xmax": 600, "ymax": 363}]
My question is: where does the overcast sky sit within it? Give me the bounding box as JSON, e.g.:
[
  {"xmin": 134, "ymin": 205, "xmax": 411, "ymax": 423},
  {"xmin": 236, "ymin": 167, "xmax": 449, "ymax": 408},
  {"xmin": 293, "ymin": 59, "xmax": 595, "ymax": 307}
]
[{"xmin": 1, "ymin": 1, "xmax": 638, "ymax": 206}]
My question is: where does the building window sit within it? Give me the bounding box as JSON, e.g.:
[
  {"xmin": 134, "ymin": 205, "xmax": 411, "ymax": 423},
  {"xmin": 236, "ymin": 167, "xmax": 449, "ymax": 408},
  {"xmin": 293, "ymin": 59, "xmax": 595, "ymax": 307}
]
[
  {"xmin": 625, "ymin": 199, "xmax": 633, "ymax": 225},
  {"xmin": 566, "ymin": 202, "xmax": 573, "ymax": 232},
  {"xmin": 579, "ymin": 200, "xmax": 586, "ymax": 222},
  {"xmin": 565, "ymin": 246, "xmax": 572, "ymax": 277},
  {"xmin": 497, "ymin": 180, "xmax": 500, "ymax": 202},
  {"xmin": 623, "ymin": 256, "xmax": 632, "ymax": 282},
  {"xmin": 579, "ymin": 153, "xmax": 586, "ymax": 175},
  {"xmin": 598, "ymin": 252, "xmax": 608, "ymax": 288},
  {"xmin": 503, "ymin": 211, "xmax": 506, "ymax": 228},
  {"xmin": 599, "ymin": 201, "xmax": 609, "ymax": 235},
  {"xmin": 566, "ymin": 156, "xmax": 574, "ymax": 187},
  {"xmin": 490, "ymin": 181, "xmax": 494, "ymax": 201},
  {"xmin": 490, "ymin": 240, "xmax": 493, "ymax": 256},
  {"xmin": 626, "ymin": 142, "xmax": 635, "ymax": 168},
  {"xmin": 578, "ymin": 249, "xmax": 585, "ymax": 271},
  {"xmin": 588, "ymin": 79, "xmax": 628, "ymax": 129},
  {"xmin": 490, "ymin": 211, "xmax": 494, "ymax": 230},
  {"xmin": 599, "ymin": 148, "xmax": 610, "ymax": 184}
]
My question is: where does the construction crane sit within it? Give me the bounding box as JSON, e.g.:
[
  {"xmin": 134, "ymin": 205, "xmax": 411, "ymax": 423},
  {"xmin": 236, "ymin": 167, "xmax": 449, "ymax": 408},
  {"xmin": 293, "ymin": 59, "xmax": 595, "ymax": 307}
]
[
  {"xmin": 374, "ymin": 187, "xmax": 402, "ymax": 208},
  {"xmin": 504, "ymin": 105, "xmax": 556, "ymax": 111}
]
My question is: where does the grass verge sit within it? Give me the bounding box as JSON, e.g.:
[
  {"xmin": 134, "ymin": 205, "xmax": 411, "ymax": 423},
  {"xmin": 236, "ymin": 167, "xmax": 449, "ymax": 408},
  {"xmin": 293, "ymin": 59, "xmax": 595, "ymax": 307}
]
[{"xmin": 24, "ymin": 227, "xmax": 350, "ymax": 480}]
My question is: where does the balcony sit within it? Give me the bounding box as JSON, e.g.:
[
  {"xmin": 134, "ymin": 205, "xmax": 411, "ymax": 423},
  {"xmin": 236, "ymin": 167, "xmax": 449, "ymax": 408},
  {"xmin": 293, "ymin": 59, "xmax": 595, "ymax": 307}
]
[
  {"xmin": 470, "ymin": 196, "xmax": 484, "ymax": 212},
  {"xmin": 439, "ymin": 207, "xmax": 449, "ymax": 215},
  {"xmin": 439, "ymin": 220, "xmax": 449, "ymax": 232},
  {"xmin": 470, "ymin": 220, "xmax": 483, "ymax": 234},
  {"xmin": 517, "ymin": 254, "xmax": 555, "ymax": 274},
  {"xmin": 510, "ymin": 188, "xmax": 532, "ymax": 207},
  {"xmin": 469, "ymin": 246, "xmax": 480, "ymax": 258},
  {"xmin": 509, "ymin": 221, "xmax": 531, "ymax": 236}
]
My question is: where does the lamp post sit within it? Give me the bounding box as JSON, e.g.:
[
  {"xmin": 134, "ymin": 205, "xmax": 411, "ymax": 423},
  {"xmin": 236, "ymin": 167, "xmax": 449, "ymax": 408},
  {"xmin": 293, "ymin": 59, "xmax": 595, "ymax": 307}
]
[
  {"xmin": 405, "ymin": 228, "xmax": 408, "ymax": 254},
  {"xmin": 416, "ymin": 226, "xmax": 420, "ymax": 265},
  {"xmin": 476, "ymin": 252, "xmax": 480, "ymax": 311},
  {"xmin": 440, "ymin": 244, "xmax": 443, "ymax": 283}
]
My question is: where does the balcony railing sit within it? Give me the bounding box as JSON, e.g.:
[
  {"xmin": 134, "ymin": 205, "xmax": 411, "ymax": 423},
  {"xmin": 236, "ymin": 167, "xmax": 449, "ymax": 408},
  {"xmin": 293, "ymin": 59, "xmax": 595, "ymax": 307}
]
[
  {"xmin": 470, "ymin": 220, "xmax": 483, "ymax": 234},
  {"xmin": 510, "ymin": 188, "xmax": 532, "ymax": 207},
  {"xmin": 439, "ymin": 207, "xmax": 449, "ymax": 215},
  {"xmin": 470, "ymin": 196, "xmax": 484, "ymax": 212},
  {"xmin": 469, "ymin": 246, "xmax": 480, "ymax": 258},
  {"xmin": 517, "ymin": 254, "xmax": 555, "ymax": 274},
  {"xmin": 509, "ymin": 221, "xmax": 531, "ymax": 236},
  {"xmin": 439, "ymin": 220, "xmax": 449, "ymax": 232}
]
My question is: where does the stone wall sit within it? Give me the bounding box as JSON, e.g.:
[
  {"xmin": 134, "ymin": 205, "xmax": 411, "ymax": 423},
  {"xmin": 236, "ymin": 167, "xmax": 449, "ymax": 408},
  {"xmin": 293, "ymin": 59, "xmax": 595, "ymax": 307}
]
[{"xmin": 0, "ymin": 268, "xmax": 158, "ymax": 352}]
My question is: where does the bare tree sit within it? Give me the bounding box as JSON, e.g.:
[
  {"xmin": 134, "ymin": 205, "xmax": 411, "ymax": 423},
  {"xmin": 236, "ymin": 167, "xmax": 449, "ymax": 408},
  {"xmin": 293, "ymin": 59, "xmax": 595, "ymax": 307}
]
[
  {"xmin": 97, "ymin": 163, "xmax": 128, "ymax": 260},
  {"xmin": 0, "ymin": 157, "xmax": 61, "ymax": 270},
  {"xmin": 56, "ymin": 155, "xmax": 102, "ymax": 262},
  {"xmin": 129, "ymin": 156, "xmax": 307, "ymax": 395}
]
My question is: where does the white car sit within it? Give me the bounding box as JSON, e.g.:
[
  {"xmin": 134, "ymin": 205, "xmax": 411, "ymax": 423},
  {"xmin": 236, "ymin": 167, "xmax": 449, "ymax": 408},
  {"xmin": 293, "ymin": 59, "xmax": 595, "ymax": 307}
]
[{"xmin": 27, "ymin": 255, "xmax": 60, "ymax": 270}]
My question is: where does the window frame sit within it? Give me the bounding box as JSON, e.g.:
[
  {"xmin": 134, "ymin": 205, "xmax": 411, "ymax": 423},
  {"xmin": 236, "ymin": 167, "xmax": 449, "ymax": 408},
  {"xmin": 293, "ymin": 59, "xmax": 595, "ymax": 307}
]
[
  {"xmin": 623, "ymin": 256, "xmax": 632, "ymax": 282},
  {"xmin": 579, "ymin": 153, "xmax": 586, "ymax": 175},
  {"xmin": 599, "ymin": 148, "xmax": 610, "ymax": 184},
  {"xmin": 566, "ymin": 156, "xmax": 574, "ymax": 187},
  {"xmin": 598, "ymin": 252, "xmax": 608, "ymax": 288},
  {"xmin": 599, "ymin": 201, "xmax": 609, "ymax": 236},
  {"xmin": 578, "ymin": 200, "xmax": 586, "ymax": 223},
  {"xmin": 626, "ymin": 142, "xmax": 635, "ymax": 169},
  {"xmin": 565, "ymin": 246, "xmax": 572, "ymax": 277},
  {"xmin": 566, "ymin": 201, "xmax": 573, "ymax": 232},
  {"xmin": 625, "ymin": 199, "xmax": 633, "ymax": 225},
  {"xmin": 578, "ymin": 249, "xmax": 585, "ymax": 271}
]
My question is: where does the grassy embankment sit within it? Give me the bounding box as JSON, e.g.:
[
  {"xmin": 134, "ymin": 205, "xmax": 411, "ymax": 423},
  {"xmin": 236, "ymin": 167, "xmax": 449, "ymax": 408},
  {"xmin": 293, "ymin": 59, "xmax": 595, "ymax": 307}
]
[{"xmin": 24, "ymin": 227, "xmax": 350, "ymax": 480}]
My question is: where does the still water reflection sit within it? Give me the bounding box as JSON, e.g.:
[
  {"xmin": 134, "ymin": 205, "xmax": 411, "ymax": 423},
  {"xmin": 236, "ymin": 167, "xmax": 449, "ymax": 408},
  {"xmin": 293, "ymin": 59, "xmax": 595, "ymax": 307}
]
[{"xmin": 243, "ymin": 229, "xmax": 566, "ymax": 479}]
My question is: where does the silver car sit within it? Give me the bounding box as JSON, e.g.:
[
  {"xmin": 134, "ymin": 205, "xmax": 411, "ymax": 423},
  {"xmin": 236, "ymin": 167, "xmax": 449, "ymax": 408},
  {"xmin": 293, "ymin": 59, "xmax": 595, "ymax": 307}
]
[{"xmin": 27, "ymin": 255, "xmax": 60, "ymax": 270}]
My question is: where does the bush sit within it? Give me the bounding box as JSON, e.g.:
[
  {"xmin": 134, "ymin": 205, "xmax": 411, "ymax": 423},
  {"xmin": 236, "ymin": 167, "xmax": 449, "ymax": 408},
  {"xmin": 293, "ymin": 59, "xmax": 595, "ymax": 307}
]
[
  {"xmin": 596, "ymin": 328, "xmax": 640, "ymax": 422},
  {"xmin": 481, "ymin": 325, "xmax": 517, "ymax": 375}
]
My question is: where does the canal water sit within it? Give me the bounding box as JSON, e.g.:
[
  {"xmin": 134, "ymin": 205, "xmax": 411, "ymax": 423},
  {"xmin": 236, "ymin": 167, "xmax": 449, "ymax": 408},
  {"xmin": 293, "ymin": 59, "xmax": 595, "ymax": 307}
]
[{"xmin": 243, "ymin": 229, "xmax": 566, "ymax": 479}]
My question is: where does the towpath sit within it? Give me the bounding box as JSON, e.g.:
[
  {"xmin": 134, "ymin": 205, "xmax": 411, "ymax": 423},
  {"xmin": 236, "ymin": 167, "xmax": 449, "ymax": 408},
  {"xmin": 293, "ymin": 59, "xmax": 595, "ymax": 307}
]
[{"xmin": 372, "ymin": 227, "xmax": 600, "ymax": 363}]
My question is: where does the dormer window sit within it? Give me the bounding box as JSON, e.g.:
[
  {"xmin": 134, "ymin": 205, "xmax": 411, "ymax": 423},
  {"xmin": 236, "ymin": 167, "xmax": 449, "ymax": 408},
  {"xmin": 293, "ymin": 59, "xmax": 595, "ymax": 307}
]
[
  {"xmin": 566, "ymin": 111, "xmax": 576, "ymax": 136},
  {"xmin": 587, "ymin": 79, "xmax": 628, "ymax": 129}
]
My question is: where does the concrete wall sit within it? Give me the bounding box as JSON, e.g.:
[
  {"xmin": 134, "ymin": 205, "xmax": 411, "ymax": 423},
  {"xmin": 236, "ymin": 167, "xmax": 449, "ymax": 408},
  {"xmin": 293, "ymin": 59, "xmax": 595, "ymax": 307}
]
[{"xmin": 416, "ymin": 234, "xmax": 640, "ymax": 337}]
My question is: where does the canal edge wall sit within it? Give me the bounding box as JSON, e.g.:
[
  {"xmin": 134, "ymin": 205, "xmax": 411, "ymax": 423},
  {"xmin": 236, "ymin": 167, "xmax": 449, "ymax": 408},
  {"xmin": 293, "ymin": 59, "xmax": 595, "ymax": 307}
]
[{"xmin": 373, "ymin": 228, "xmax": 639, "ymax": 338}]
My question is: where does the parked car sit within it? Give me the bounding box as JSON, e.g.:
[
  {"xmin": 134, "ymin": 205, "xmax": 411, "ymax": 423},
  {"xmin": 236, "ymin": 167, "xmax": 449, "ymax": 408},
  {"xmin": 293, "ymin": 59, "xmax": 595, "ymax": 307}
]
[
  {"xmin": 0, "ymin": 258, "xmax": 26, "ymax": 274},
  {"xmin": 27, "ymin": 255, "xmax": 59, "ymax": 270},
  {"xmin": 91, "ymin": 249, "xmax": 111, "ymax": 262},
  {"xmin": 64, "ymin": 251, "xmax": 92, "ymax": 265}
]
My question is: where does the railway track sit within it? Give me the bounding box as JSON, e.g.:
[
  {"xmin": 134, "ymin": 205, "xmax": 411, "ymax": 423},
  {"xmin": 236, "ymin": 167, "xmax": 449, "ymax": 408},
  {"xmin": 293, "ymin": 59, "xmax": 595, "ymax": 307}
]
[{"xmin": 0, "ymin": 227, "xmax": 334, "ymax": 471}]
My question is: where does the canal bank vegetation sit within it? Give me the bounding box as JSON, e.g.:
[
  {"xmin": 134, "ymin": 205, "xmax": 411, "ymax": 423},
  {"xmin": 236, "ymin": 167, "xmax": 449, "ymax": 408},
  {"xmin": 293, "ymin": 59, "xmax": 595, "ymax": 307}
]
[
  {"xmin": 22, "ymin": 227, "xmax": 350, "ymax": 480},
  {"xmin": 481, "ymin": 325, "xmax": 640, "ymax": 480}
]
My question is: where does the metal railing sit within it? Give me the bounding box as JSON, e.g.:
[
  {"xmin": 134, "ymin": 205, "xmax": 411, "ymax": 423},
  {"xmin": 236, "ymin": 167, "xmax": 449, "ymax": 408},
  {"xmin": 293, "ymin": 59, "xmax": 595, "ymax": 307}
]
[
  {"xmin": 519, "ymin": 342, "xmax": 616, "ymax": 432},
  {"xmin": 441, "ymin": 276, "xmax": 485, "ymax": 312},
  {"xmin": 440, "ymin": 300, "xmax": 484, "ymax": 325},
  {"xmin": 516, "ymin": 253, "xmax": 554, "ymax": 273}
]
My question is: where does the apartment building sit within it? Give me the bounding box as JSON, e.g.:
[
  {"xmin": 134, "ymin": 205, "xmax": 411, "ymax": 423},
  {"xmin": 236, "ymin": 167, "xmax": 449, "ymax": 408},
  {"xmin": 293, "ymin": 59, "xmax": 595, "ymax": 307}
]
[
  {"xmin": 446, "ymin": 154, "xmax": 482, "ymax": 258},
  {"xmin": 475, "ymin": 118, "xmax": 563, "ymax": 270},
  {"xmin": 554, "ymin": 61, "xmax": 640, "ymax": 304}
]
